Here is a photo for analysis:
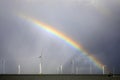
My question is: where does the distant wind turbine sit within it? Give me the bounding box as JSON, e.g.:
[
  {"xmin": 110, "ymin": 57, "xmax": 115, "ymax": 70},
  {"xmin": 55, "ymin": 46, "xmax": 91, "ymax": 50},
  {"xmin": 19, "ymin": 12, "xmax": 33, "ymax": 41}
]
[{"xmin": 38, "ymin": 48, "xmax": 43, "ymax": 74}]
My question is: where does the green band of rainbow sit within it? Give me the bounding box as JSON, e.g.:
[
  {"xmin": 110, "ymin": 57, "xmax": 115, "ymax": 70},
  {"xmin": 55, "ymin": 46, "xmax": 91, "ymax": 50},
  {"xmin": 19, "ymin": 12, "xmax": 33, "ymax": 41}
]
[{"xmin": 18, "ymin": 14, "xmax": 104, "ymax": 70}]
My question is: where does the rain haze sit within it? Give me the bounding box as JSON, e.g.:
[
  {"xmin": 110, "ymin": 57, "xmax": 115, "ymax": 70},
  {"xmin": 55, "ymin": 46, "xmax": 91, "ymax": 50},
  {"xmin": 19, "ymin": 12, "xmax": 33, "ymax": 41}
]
[{"xmin": 0, "ymin": 0, "xmax": 120, "ymax": 74}]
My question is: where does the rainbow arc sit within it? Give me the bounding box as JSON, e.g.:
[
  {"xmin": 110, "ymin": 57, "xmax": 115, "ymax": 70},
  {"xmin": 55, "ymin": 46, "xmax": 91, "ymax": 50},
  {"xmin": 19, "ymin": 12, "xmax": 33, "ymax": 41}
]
[{"xmin": 18, "ymin": 14, "xmax": 104, "ymax": 70}]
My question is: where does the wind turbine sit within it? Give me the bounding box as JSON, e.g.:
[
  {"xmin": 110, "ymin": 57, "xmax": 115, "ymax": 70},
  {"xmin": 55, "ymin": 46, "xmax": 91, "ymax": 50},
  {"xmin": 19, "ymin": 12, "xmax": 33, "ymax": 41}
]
[
  {"xmin": 89, "ymin": 63, "xmax": 92, "ymax": 74},
  {"xmin": 38, "ymin": 48, "xmax": 43, "ymax": 74},
  {"xmin": 18, "ymin": 64, "xmax": 21, "ymax": 74},
  {"xmin": 57, "ymin": 64, "xmax": 63, "ymax": 74},
  {"xmin": 102, "ymin": 65, "xmax": 106, "ymax": 74},
  {"xmin": 60, "ymin": 64, "xmax": 63, "ymax": 74},
  {"xmin": 72, "ymin": 59, "xmax": 74, "ymax": 74},
  {"xmin": 2, "ymin": 59, "xmax": 5, "ymax": 74}
]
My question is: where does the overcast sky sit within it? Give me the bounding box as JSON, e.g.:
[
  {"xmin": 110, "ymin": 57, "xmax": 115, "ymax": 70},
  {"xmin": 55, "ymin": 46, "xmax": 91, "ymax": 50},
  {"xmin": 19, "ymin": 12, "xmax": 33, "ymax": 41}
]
[{"xmin": 0, "ymin": 0, "xmax": 120, "ymax": 74}]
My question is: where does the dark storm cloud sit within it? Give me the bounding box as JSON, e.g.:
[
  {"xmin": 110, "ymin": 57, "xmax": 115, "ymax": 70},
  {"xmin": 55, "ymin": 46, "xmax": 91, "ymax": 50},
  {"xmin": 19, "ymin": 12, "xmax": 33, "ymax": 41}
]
[{"xmin": 79, "ymin": 1, "xmax": 120, "ymax": 73}]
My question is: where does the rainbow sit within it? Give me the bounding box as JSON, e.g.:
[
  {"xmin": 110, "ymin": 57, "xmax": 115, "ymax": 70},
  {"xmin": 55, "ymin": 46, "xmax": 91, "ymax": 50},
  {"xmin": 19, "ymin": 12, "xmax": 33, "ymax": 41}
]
[{"xmin": 18, "ymin": 14, "xmax": 104, "ymax": 70}]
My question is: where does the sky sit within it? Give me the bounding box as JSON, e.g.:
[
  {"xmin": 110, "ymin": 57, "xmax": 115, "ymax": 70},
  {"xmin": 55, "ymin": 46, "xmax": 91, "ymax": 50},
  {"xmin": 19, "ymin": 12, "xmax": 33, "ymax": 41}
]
[{"xmin": 0, "ymin": 0, "xmax": 120, "ymax": 74}]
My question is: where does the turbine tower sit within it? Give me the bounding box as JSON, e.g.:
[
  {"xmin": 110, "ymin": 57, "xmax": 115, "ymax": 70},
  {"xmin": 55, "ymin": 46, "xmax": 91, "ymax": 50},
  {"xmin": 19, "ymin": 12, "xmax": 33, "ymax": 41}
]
[
  {"xmin": 57, "ymin": 64, "xmax": 63, "ymax": 74},
  {"xmin": 90, "ymin": 63, "xmax": 92, "ymax": 74},
  {"xmin": 102, "ymin": 65, "xmax": 106, "ymax": 74},
  {"xmin": 18, "ymin": 64, "xmax": 21, "ymax": 74},
  {"xmin": 60, "ymin": 64, "xmax": 63, "ymax": 74},
  {"xmin": 39, "ymin": 49, "xmax": 43, "ymax": 74},
  {"xmin": 2, "ymin": 59, "xmax": 5, "ymax": 74},
  {"xmin": 72, "ymin": 59, "xmax": 74, "ymax": 74}
]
